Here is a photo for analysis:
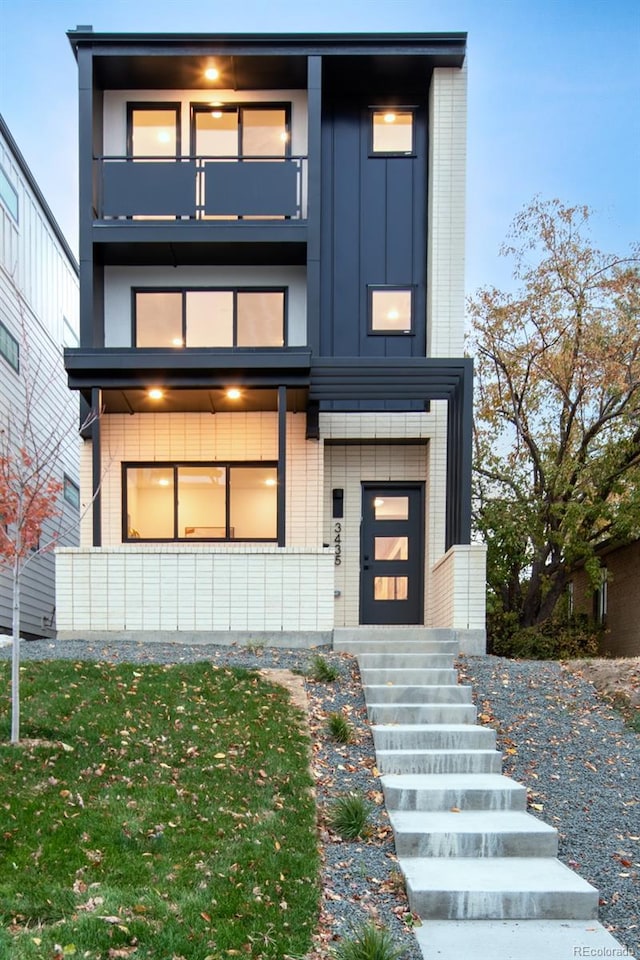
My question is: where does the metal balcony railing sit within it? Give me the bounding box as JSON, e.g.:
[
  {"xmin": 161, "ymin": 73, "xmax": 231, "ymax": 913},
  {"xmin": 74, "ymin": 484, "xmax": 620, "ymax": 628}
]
[{"xmin": 96, "ymin": 155, "xmax": 308, "ymax": 221}]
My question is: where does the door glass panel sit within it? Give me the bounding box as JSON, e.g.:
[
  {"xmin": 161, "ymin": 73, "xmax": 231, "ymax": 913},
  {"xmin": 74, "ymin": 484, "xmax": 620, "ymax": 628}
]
[
  {"xmin": 186, "ymin": 291, "xmax": 233, "ymax": 347},
  {"xmin": 178, "ymin": 466, "xmax": 226, "ymax": 538},
  {"xmin": 373, "ymin": 496, "xmax": 409, "ymax": 520},
  {"xmin": 230, "ymin": 467, "xmax": 277, "ymax": 539},
  {"xmin": 374, "ymin": 577, "xmax": 408, "ymax": 601},
  {"xmin": 126, "ymin": 467, "xmax": 174, "ymax": 539},
  {"xmin": 375, "ymin": 536, "xmax": 408, "ymax": 561},
  {"xmin": 136, "ymin": 292, "xmax": 182, "ymax": 347},
  {"xmin": 131, "ymin": 109, "xmax": 177, "ymax": 157},
  {"xmin": 237, "ymin": 291, "xmax": 284, "ymax": 347},
  {"xmin": 242, "ymin": 109, "xmax": 288, "ymax": 157}
]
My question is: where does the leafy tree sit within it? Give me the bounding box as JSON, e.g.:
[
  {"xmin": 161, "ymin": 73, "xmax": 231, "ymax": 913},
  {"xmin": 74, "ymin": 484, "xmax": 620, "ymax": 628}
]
[
  {"xmin": 469, "ymin": 198, "xmax": 640, "ymax": 636},
  {"xmin": 0, "ymin": 313, "xmax": 95, "ymax": 743}
]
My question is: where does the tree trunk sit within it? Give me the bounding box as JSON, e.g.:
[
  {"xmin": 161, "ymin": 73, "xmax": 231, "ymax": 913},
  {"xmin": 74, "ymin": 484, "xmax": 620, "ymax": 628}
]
[
  {"xmin": 520, "ymin": 563, "xmax": 567, "ymax": 628},
  {"xmin": 11, "ymin": 559, "xmax": 21, "ymax": 744}
]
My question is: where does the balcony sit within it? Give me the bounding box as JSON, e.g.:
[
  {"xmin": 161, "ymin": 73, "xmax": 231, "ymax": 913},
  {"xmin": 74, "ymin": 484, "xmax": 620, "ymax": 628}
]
[{"xmin": 96, "ymin": 155, "xmax": 307, "ymax": 221}]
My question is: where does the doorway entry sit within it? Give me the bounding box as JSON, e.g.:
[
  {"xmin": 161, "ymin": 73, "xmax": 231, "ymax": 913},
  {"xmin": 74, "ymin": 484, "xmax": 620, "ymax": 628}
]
[{"xmin": 360, "ymin": 483, "xmax": 424, "ymax": 624}]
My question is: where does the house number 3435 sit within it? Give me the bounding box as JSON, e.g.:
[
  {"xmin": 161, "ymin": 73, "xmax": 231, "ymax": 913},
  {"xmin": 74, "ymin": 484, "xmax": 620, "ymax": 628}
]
[{"xmin": 334, "ymin": 522, "xmax": 342, "ymax": 566}]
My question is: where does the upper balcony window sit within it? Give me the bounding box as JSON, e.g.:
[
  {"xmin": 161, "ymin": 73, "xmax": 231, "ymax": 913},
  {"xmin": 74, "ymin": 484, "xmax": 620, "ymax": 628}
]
[
  {"xmin": 135, "ymin": 288, "xmax": 286, "ymax": 348},
  {"xmin": 371, "ymin": 110, "xmax": 414, "ymax": 155},
  {"xmin": 192, "ymin": 103, "xmax": 290, "ymax": 159},
  {"xmin": 128, "ymin": 104, "xmax": 181, "ymax": 157}
]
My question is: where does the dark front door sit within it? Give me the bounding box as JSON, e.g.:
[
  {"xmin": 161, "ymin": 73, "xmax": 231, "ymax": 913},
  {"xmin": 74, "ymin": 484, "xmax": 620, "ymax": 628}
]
[{"xmin": 360, "ymin": 484, "xmax": 424, "ymax": 625}]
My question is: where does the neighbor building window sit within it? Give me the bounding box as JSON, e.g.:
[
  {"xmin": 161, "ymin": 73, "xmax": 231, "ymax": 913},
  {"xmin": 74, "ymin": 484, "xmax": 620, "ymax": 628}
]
[
  {"xmin": 134, "ymin": 289, "xmax": 286, "ymax": 348},
  {"xmin": 123, "ymin": 462, "xmax": 278, "ymax": 541},
  {"xmin": 0, "ymin": 319, "xmax": 19, "ymax": 371},
  {"xmin": 594, "ymin": 568, "xmax": 608, "ymax": 626},
  {"xmin": 371, "ymin": 110, "xmax": 414, "ymax": 154},
  {"xmin": 369, "ymin": 287, "xmax": 413, "ymax": 334},
  {"xmin": 0, "ymin": 164, "xmax": 19, "ymax": 222},
  {"xmin": 63, "ymin": 475, "xmax": 80, "ymax": 509}
]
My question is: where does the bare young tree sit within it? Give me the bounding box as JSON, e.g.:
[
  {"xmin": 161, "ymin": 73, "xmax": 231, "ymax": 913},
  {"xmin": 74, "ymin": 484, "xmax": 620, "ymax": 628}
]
[{"xmin": 0, "ymin": 305, "xmax": 96, "ymax": 744}]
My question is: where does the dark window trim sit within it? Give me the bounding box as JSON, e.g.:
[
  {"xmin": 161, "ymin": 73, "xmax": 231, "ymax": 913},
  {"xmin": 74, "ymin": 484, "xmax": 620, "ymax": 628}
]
[
  {"xmin": 122, "ymin": 460, "xmax": 279, "ymax": 543},
  {"xmin": 0, "ymin": 318, "xmax": 20, "ymax": 372},
  {"xmin": 63, "ymin": 474, "xmax": 80, "ymax": 509},
  {"xmin": 369, "ymin": 107, "xmax": 416, "ymax": 157},
  {"xmin": 367, "ymin": 285, "xmax": 415, "ymax": 336},
  {"xmin": 190, "ymin": 101, "xmax": 292, "ymax": 158},
  {"xmin": 126, "ymin": 102, "xmax": 182, "ymax": 157},
  {"xmin": 132, "ymin": 286, "xmax": 288, "ymax": 348},
  {"xmin": 0, "ymin": 162, "xmax": 19, "ymax": 222}
]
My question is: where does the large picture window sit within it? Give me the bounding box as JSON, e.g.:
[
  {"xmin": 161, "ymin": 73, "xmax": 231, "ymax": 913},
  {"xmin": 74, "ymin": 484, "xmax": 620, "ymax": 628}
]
[
  {"xmin": 369, "ymin": 286, "xmax": 413, "ymax": 334},
  {"xmin": 371, "ymin": 109, "xmax": 414, "ymax": 155},
  {"xmin": 134, "ymin": 288, "xmax": 286, "ymax": 348},
  {"xmin": 124, "ymin": 462, "xmax": 278, "ymax": 541}
]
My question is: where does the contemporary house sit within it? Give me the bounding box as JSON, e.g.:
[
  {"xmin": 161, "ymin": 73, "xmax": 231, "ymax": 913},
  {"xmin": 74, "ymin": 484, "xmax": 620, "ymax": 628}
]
[
  {"xmin": 57, "ymin": 29, "xmax": 486, "ymax": 648},
  {"xmin": 0, "ymin": 115, "xmax": 80, "ymax": 638}
]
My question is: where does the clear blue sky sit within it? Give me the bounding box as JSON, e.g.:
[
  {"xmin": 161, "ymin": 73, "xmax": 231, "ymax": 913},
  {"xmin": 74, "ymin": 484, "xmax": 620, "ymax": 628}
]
[{"xmin": 0, "ymin": 0, "xmax": 638, "ymax": 295}]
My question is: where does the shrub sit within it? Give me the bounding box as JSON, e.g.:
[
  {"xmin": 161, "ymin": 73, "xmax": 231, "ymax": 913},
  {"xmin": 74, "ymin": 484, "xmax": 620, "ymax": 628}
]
[
  {"xmin": 327, "ymin": 711, "xmax": 353, "ymax": 743},
  {"xmin": 310, "ymin": 655, "xmax": 340, "ymax": 682},
  {"xmin": 492, "ymin": 615, "xmax": 601, "ymax": 660},
  {"xmin": 333, "ymin": 921, "xmax": 406, "ymax": 960},
  {"xmin": 327, "ymin": 792, "xmax": 373, "ymax": 840}
]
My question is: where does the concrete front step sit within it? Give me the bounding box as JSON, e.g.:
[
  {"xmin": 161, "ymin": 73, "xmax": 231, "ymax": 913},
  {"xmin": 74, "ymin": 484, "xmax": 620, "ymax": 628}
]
[
  {"xmin": 339, "ymin": 639, "xmax": 459, "ymax": 655},
  {"xmin": 400, "ymin": 856, "xmax": 599, "ymax": 920},
  {"xmin": 334, "ymin": 627, "xmax": 457, "ymax": 649},
  {"xmin": 376, "ymin": 748, "xmax": 503, "ymax": 775},
  {"xmin": 390, "ymin": 810, "xmax": 558, "ymax": 858},
  {"xmin": 358, "ymin": 652, "xmax": 455, "ymax": 669},
  {"xmin": 363, "ymin": 684, "xmax": 473, "ymax": 704},
  {"xmin": 367, "ymin": 703, "xmax": 477, "ymax": 725},
  {"xmin": 413, "ymin": 919, "xmax": 626, "ymax": 960},
  {"xmin": 360, "ymin": 668, "xmax": 458, "ymax": 685},
  {"xmin": 381, "ymin": 773, "xmax": 527, "ymax": 811},
  {"xmin": 372, "ymin": 723, "xmax": 497, "ymax": 752}
]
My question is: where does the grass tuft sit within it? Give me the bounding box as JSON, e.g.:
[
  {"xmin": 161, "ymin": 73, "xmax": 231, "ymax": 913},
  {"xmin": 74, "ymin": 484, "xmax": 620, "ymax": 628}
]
[
  {"xmin": 327, "ymin": 711, "xmax": 353, "ymax": 743},
  {"xmin": 310, "ymin": 655, "xmax": 340, "ymax": 683},
  {"xmin": 333, "ymin": 921, "xmax": 406, "ymax": 959},
  {"xmin": 327, "ymin": 792, "xmax": 373, "ymax": 840}
]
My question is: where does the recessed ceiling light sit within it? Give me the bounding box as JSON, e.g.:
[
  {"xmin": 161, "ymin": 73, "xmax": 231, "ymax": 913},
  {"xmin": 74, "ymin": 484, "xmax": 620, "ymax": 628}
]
[
  {"xmin": 211, "ymin": 110, "xmax": 223, "ymax": 119},
  {"xmin": 387, "ymin": 309, "xmax": 400, "ymax": 321},
  {"xmin": 148, "ymin": 388, "xmax": 164, "ymax": 400},
  {"xmin": 158, "ymin": 478, "xmax": 170, "ymax": 487},
  {"xmin": 383, "ymin": 112, "xmax": 396, "ymax": 124},
  {"xmin": 265, "ymin": 477, "xmax": 277, "ymax": 487},
  {"xmin": 157, "ymin": 130, "xmax": 171, "ymax": 143},
  {"xmin": 374, "ymin": 498, "xmax": 385, "ymax": 507},
  {"xmin": 226, "ymin": 388, "xmax": 241, "ymax": 400},
  {"xmin": 204, "ymin": 67, "xmax": 219, "ymax": 81},
  {"xmin": 171, "ymin": 337, "xmax": 183, "ymax": 347}
]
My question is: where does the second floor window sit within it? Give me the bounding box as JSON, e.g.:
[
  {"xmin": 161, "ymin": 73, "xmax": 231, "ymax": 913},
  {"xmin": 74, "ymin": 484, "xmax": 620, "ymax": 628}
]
[{"xmin": 134, "ymin": 288, "xmax": 286, "ymax": 348}]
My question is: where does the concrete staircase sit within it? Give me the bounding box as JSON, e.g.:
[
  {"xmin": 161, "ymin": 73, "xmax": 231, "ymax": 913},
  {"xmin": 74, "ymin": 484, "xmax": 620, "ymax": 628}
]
[{"xmin": 334, "ymin": 629, "xmax": 627, "ymax": 960}]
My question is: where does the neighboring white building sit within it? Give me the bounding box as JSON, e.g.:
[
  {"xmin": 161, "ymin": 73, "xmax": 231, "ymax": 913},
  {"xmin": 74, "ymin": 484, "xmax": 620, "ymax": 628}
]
[
  {"xmin": 0, "ymin": 114, "xmax": 80, "ymax": 638},
  {"xmin": 58, "ymin": 30, "xmax": 486, "ymax": 649}
]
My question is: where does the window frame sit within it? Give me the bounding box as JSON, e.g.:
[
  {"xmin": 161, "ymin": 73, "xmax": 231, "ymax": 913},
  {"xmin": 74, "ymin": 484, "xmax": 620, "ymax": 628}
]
[
  {"xmin": 369, "ymin": 107, "xmax": 416, "ymax": 157},
  {"xmin": 126, "ymin": 102, "xmax": 182, "ymax": 158},
  {"xmin": 190, "ymin": 101, "xmax": 292, "ymax": 159},
  {"xmin": 0, "ymin": 163, "xmax": 19, "ymax": 222},
  {"xmin": 122, "ymin": 461, "xmax": 279, "ymax": 543},
  {"xmin": 367, "ymin": 285, "xmax": 415, "ymax": 336},
  {"xmin": 0, "ymin": 318, "xmax": 20, "ymax": 372},
  {"xmin": 132, "ymin": 286, "xmax": 288, "ymax": 349},
  {"xmin": 63, "ymin": 474, "xmax": 81, "ymax": 509}
]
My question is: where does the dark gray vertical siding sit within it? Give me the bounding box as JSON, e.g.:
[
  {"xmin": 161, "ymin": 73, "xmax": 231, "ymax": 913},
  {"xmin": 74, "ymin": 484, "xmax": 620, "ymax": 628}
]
[{"xmin": 320, "ymin": 93, "xmax": 428, "ymax": 408}]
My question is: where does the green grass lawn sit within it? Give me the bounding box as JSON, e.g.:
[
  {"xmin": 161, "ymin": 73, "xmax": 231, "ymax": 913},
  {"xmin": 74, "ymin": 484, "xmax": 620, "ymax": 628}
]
[{"xmin": 0, "ymin": 660, "xmax": 319, "ymax": 960}]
